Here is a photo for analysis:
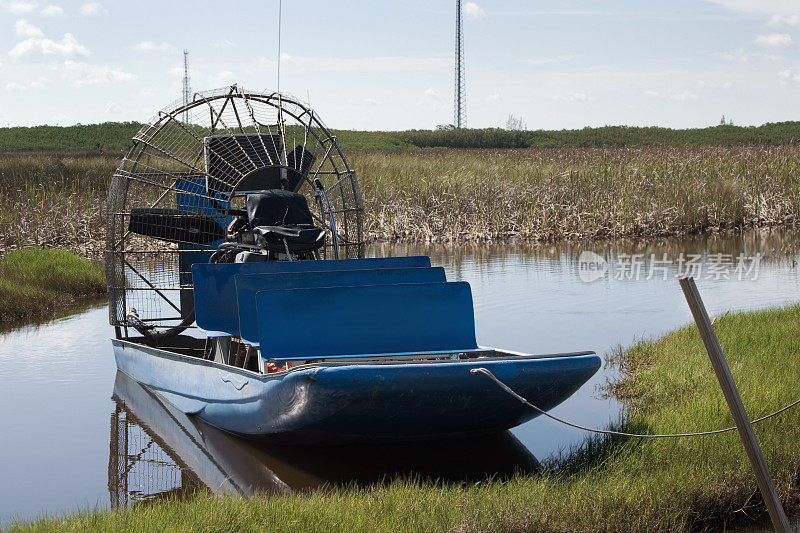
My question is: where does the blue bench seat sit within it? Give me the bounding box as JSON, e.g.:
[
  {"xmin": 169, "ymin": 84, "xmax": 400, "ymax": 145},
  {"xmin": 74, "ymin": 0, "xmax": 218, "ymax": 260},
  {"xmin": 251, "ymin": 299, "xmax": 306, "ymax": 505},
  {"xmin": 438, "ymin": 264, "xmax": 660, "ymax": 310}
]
[
  {"xmin": 256, "ymin": 282, "xmax": 479, "ymax": 361},
  {"xmin": 193, "ymin": 256, "xmax": 432, "ymax": 336},
  {"xmin": 236, "ymin": 267, "xmax": 447, "ymax": 345}
]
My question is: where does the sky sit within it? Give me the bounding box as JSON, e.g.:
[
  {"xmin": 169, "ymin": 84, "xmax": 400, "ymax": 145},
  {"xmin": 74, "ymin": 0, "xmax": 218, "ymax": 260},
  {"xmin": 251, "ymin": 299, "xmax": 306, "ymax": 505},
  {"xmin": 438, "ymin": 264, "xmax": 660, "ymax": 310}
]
[{"xmin": 0, "ymin": 0, "xmax": 799, "ymax": 130}]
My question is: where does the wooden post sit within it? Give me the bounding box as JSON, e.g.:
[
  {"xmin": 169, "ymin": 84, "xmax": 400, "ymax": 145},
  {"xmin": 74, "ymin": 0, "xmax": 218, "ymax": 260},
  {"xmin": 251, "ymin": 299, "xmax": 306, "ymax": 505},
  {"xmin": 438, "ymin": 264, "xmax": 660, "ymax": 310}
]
[{"xmin": 679, "ymin": 277, "xmax": 791, "ymax": 533}]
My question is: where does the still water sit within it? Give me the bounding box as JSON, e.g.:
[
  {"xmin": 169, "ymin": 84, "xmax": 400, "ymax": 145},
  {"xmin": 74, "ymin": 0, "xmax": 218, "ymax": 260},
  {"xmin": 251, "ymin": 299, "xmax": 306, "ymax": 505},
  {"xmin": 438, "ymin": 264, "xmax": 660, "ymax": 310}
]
[{"xmin": 1, "ymin": 230, "xmax": 799, "ymax": 525}]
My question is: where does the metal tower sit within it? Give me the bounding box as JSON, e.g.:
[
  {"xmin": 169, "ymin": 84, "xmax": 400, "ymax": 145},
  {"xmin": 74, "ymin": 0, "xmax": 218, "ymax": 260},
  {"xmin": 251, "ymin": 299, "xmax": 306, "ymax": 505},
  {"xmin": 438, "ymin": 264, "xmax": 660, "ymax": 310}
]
[
  {"xmin": 182, "ymin": 50, "xmax": 190, "ymax": 124},
  {"xmin": 454, "ymin": 0, "xmax": 466, "ymax": 128}
]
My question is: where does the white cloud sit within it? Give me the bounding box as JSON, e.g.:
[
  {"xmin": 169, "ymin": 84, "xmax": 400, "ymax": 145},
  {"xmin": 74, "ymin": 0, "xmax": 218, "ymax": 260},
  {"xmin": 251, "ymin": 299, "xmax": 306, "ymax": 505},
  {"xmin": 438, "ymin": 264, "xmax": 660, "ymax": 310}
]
[
  {"xmin": 553, "ymin": 92, "xmax": 594, "ymax": 102},
  {"xmin": 421, "ymin": 87, "xmax": 447, "ymax": 110},
  {"xmin": 697, "ymin": 80, "xmax": 733, "ymax": 89},
  {"xmin": 78, "ymin": 2, "xmax": 105, "ymax": 15},
  {"xmin": 60, "ymin": 60, "xmax": 136, "ymax": 86},
  {"xmin": 670, "ymin": 91, "xmax": 700, "ymax": 101},
  {"xmin": 9, "ymin": 29, "xmax": 90, "ymax": 58},
  {"xmin": 105, "ymin": 101, "xmax": 121, "ymax": 114},
  {"xmin": 39, "ymin": 4, "xmax": 62, "ymax": 15},
  {"xmin": 766, "ymin": 14, "xmax": 800, "ymax": 26},
  {"xmin": 4, "ymin": 1, "xmax": 37, "ymax": 14},
  {"xmin": 754, "ymin": 33, "xmax": 793, "ymax": 49},
  {"xmin": 133, "ymin": 41, "xmax": 173, "ymax": 52},
  {"xmin": 723, "ymin": 49, "xmax": 782, "ymax": 62},
  {"xmin": 706, "ymin": 1, "xmax": 800, "ymax": 16},
  {"xmin": 645, "ymin": 90, "xmax": 699, "ymax": 101},
  {"xmin": 212, "ymin": 69, "xmax": 237, "ymax": 85},
  {"xmin": 259, "ymin": 54, "xmax": 447, "ymax": 73},
  {"xmin": 15, "ymin": 19, "xmax": 42, "ymax": 38},
  {"xmin": 4, "ymin": 77, "xmax": 45, "ymax": 91},
  {"xmin": 721, "ymin": 49, "xmax": 757, "ymax": 62},
  {"xmin": 523, "ymin": 55, "xmax": 575, "ymax": 66},
  {"xmin": 464, "ymin": 2, "xmax": 485, "ymax": 20},
  {"xmin": 778, "ymin": 68, "xmax": 800, "ymax": 86},
  {"xmin": 211, "ymin": 39, "xmax": 233, "ymax": 48},
  {"xmin": 487, "ymin": 93, "xmax": 501, "ymax": 101}
]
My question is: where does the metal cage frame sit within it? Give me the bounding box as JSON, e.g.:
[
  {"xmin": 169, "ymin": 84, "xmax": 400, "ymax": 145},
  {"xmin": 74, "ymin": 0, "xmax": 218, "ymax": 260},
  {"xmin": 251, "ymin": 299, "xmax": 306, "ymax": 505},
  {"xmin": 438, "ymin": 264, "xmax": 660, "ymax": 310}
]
[{"xmin": 105, "ymin": 84, "xmax": 365, "ymax": 334}]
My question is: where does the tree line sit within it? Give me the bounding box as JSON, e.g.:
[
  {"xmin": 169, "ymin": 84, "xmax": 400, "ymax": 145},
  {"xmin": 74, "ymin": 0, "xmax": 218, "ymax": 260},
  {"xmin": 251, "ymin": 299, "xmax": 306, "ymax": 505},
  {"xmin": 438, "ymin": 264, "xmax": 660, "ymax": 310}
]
[{"xmin": 1, "ymin": 121, "xmax": 799, "ymax": 152}]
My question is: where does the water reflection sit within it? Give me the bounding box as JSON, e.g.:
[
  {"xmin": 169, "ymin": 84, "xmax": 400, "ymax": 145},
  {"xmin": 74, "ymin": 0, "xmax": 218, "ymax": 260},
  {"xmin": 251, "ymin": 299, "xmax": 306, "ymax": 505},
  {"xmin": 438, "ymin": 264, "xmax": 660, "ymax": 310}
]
[
  {"xmin": 108, "ymin": 371, "xmax": 540, "ymax": 505},
  {"xmin": 373, "ymin": 229, "xmax": 800, "ymax": 266}
]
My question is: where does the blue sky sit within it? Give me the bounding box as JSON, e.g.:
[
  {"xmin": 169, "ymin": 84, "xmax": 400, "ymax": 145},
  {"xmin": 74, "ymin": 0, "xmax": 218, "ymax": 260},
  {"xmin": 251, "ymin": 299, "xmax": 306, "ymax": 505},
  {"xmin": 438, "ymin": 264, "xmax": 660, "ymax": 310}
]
[{"xmin": 0, "ymin": 0, "xmax": 798, "ymax": 130}]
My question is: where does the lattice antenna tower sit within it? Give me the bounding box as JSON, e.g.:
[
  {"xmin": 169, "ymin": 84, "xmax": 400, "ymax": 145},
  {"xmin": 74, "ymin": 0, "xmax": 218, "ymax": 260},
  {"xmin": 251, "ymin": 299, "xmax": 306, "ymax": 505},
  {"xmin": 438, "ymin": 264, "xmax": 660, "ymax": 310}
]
[
  {"xmin": 454, "ymin": 0, "xmax": 466, "ymax": 128},
  {"xmin": 182, "ymin": 50, "xmax": 191, "ymax": 124}
]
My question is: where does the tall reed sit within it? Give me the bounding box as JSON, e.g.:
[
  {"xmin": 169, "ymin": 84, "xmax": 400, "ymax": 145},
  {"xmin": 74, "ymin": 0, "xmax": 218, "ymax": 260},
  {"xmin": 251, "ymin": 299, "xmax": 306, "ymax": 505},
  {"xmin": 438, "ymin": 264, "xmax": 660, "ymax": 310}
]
[
  {"xmin": 0, "ymin": 152, "xmax": 115, "ymax": 258},
  {"xmin": 1, "ymin": 147, "xmax": 799, "ymax": 258},
  {"xmin": 353, "ymin": 146, "xmax": 800, "ymax": 242}
]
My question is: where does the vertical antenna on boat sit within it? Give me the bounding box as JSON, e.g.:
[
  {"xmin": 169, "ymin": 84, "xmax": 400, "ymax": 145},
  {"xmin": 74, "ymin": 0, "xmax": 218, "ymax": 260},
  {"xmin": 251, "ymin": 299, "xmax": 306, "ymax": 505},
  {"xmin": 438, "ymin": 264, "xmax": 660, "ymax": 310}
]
[
  {"xmin": 276, "ymin": 0, "xmax": 287, "ymax": 166},
  {"xmin": 276, "ymin": 0, "xmax": 282, "ymax": 93},
  {"xmin": 182, "ymin": 49, "xmax": 190, "ymax": 124}
]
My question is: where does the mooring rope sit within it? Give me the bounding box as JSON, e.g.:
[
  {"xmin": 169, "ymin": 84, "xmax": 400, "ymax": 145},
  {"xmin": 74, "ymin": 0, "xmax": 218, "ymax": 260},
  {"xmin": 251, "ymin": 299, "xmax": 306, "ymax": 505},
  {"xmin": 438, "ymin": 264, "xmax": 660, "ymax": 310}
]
[{"xmin": 470, "ymin": 367, "xmax": 800, "ymax": 439}]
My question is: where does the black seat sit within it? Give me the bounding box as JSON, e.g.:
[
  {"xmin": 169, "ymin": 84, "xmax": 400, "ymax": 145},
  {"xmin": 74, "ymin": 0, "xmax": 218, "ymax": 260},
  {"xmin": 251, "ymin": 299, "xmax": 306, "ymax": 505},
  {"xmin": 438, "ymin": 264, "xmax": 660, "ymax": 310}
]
[{"xmin": 246, "ymin": 190, "xmax": 325, "ymax": 253}]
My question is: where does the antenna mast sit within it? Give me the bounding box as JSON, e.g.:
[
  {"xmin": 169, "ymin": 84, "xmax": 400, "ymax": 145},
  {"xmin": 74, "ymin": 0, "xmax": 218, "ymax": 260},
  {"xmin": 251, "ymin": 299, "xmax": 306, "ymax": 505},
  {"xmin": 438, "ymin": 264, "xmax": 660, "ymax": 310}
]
[
  {"xmin": 454, "ymin": 0, "xmax": 465, "ymax": 128},
  {"xmin": 182, "ymin": 50, "xmax": 191, "ymax": 124},
  {"xmin": 277, "ymin": 0, "xmax": 282, "ymax": 92}
]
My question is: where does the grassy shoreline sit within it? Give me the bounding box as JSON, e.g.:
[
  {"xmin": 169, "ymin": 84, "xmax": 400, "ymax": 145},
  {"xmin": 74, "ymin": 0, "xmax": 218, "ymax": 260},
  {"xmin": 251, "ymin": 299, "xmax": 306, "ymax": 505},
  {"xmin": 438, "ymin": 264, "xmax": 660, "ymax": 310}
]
[
  {"xmin": 0, "ymin": 248, "xmax": 105, "ymax": 323},
  {"xmin": 10, "ymin": 304, "xmax": 800, "ymax": 532},
  {"xmin": 2, "ymin": 146, "xmax": 799, "ymax": 256}
]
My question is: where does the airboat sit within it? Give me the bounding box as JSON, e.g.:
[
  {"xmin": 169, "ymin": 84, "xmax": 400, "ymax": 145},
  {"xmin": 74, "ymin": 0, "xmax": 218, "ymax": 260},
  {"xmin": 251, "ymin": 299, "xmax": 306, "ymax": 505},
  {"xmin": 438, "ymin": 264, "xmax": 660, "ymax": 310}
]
[{"xmin": 106, "ymin": 85, "xmax": 600, "ymax": 442}]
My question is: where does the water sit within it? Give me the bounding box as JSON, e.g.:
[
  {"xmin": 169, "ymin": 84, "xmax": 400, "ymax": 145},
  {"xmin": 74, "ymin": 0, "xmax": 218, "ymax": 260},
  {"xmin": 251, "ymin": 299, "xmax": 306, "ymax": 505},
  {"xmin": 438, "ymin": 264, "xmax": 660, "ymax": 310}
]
[{"xmin": 2, "ymin": 229, "xmax": 800, "ymax": 525}]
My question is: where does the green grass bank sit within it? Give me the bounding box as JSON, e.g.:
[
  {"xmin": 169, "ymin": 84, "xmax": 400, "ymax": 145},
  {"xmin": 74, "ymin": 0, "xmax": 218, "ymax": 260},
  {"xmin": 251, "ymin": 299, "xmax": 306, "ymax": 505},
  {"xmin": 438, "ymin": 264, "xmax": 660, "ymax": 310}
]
[
  {"xmin": 11, "ymin": 305, "xmax": 800, "ymax": 532},
  {"xmin": 0, "ymin": 248, "xmax": 105, "ymax": 323}
]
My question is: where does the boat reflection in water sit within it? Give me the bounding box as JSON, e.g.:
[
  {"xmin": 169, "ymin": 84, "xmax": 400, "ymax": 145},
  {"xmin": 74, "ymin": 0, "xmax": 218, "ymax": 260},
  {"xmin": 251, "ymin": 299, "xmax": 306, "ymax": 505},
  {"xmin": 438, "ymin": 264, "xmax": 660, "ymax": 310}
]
[{"xmin": 108, "ymin": 371, "xmax": 540, "ymax": 507}]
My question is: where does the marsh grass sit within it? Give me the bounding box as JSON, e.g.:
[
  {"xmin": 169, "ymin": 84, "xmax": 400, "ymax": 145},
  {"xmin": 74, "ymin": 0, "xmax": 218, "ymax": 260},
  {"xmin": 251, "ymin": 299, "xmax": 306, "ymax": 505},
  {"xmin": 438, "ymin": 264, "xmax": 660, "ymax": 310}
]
[
  {"xmin": 2, "ymin": 146, "xmax": 800, "ymax": 256},
  {"xmin": 9, "ymin": 305, "xmax": 800, "ymax": 532},
  {"xmin": 0, "ymin": 152, "xmax": 114, "ymax": 257},
  {"xmin": 0, "ymin": 248, "xmax": 105, "ymax": 322},
  {"xmin": 354, "ymin": 146, "xmax": 800, "ymax": 242}
]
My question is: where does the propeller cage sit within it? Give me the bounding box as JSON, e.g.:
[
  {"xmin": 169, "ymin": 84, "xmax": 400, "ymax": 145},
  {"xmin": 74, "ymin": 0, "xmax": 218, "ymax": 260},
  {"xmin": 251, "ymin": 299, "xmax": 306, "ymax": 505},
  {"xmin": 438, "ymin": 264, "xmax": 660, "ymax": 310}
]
[{"xmin": 105, "ymin": 85, "xmax": 365, "ymax": 332}]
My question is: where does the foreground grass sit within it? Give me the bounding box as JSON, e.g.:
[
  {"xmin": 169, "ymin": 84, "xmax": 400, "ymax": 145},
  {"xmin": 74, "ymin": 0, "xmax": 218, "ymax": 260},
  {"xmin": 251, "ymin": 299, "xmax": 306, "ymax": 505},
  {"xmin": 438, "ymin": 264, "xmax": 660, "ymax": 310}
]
[
  {"xmin": 0, "ymin": 248, "xmax": 105, "ymax": 323},
  {"xmin": 12, "ymin": 305, "xmax": 800, "ymax": 532}
]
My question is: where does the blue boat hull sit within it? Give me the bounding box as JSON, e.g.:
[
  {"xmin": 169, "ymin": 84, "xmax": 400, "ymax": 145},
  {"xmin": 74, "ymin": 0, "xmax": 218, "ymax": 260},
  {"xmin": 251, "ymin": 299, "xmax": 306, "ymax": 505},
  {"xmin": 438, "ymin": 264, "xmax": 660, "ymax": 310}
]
[{"xmin": 112, "ymin": 339, "xmax": 600, "ymax": 442}]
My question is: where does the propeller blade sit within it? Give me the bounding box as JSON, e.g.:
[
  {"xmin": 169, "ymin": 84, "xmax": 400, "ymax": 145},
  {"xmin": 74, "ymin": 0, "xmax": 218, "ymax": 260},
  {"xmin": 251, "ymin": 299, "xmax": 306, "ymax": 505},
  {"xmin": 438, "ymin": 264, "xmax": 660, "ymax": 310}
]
[{"xmin": 128, "ymin": 208, "xmax": 225, "ymax": 245}]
